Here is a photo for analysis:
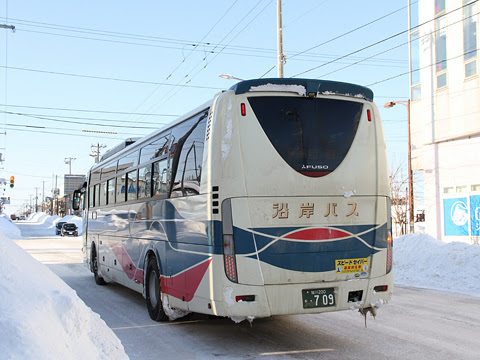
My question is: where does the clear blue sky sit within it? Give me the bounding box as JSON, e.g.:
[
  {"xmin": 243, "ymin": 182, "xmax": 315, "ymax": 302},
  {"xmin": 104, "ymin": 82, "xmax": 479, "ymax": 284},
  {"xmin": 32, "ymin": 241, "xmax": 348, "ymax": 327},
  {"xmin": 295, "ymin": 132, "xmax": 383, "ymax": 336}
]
[{"xmin": 0, "ymin": 0, "xmax": 411, "ymax": 214}]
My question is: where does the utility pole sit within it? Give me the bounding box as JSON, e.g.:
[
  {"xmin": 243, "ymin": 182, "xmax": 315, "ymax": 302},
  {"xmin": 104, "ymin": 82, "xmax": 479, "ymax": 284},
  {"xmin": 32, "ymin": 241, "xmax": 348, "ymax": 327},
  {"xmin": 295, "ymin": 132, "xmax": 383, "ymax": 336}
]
[
  {"xmin": 34, "ymin": 187, "xmax": 39, "ymax": 212},
  {"xmin": 64, "ymin": 157, "xmax": 76, "ymax": 174},
  {"xmin": 91, "ymin": 143, "xmax": 106, "ymax": 163},
  {"xmin": 55, "ymin": 175, "xmax": 59, "ymax": 215},
  {"xmin": 277, "ymin": 0, "xmax": 285, "ymax": 78},
  {"xmin": 42, "ymin": 181, "xmax": 45, "ymax": 212}
]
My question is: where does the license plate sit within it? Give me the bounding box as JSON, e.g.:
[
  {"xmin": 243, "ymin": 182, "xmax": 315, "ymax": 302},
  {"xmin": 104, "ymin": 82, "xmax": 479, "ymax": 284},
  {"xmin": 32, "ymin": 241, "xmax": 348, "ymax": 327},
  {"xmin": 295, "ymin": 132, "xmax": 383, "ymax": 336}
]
[{"xmin": 302, "ymin": 288, "xmax": 335, "ymax": 309}]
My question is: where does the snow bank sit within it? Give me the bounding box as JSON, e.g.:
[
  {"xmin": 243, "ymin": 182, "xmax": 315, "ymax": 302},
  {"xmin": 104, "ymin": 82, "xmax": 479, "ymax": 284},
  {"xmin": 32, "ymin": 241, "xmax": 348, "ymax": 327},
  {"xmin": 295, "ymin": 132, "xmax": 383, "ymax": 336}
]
[
  {"xmin": 0, "ymin": 213, "xmax": 22, "ymax": 239},
  {"xmin": 0, "ymin": 232, "xmax": 129, "ymax": 359},
  {"xmin": 394, "ymin": 234, "xmax": 480, "ymax": 297}
]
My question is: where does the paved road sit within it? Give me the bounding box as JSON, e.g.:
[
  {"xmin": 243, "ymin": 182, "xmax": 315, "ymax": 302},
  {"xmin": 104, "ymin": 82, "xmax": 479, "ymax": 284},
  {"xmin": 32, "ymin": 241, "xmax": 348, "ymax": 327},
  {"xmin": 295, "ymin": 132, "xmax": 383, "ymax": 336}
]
[{"xmin": 15, "ymin": 222, "xmax": 480, "ymax": 360}]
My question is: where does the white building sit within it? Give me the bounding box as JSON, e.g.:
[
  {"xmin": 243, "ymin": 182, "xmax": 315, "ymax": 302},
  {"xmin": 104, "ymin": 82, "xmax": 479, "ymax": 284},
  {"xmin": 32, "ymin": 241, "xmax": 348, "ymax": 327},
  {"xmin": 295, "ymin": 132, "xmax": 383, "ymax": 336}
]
[{"xmin": 409, "ymin": 0, "xmax": 480, "ymax": 244}]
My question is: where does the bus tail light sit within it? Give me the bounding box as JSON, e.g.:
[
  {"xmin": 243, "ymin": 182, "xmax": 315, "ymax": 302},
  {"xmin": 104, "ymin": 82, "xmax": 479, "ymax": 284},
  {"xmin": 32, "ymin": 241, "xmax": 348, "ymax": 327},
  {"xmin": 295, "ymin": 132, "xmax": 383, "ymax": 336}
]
[
  {"xmin": 374, "ymin": 285, "xmax": 388, "ymax": 292},
  {"xmin": 222, "ymin": 199, "xmax": 238, "ymax": 282},
  {"xmin": 367, "ymin": 109, "xmax": 372, "ymax": 121},
  {"xmin": 386, "ymin": 230, "xmax": 393, "ymax": 274},
  {"xmin": 241, "ymin": 103, "xmax": 246, "ymax": 116}
]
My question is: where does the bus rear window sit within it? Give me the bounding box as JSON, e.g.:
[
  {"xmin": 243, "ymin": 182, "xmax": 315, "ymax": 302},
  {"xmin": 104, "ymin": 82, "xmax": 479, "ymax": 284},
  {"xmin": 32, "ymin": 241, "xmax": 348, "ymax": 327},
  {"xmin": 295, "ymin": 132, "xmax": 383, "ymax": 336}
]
[{"xmin": 248, "ymin": 96, "xmax": 363, "ymax": 177}]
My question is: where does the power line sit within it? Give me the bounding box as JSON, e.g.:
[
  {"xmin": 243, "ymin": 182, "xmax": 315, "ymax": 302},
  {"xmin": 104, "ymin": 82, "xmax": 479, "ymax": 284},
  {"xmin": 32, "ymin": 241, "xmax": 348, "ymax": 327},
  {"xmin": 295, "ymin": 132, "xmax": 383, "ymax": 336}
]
[
  {"xmin": 291, "ymin": 1, "xmax": 475, "ymax": 78},
  {"xmin": 159, "ymin": 0, "xmax": 273, "ymax": 106},
  {"xmin": 0, "ymin": 64, "xmax": 224, "ymax": 90},
  {"xmin": 0, "ymin": 111, "xmax": 167, "ymax": 124},
  {"xmin": 0, "ymin": 103, "xmax": 179, "ymax": 116},
  {"xmin": 5, "ymin": 126, "xmax": 145, "ymax": 139},
  {"xmin": 367, "ymin": 48, "xmax": 479, "ymax": 87},
  {"xmin": 290, "ymin": 2, "xmax": 410, "ymax": 61},
  {"xmin": 318, "ymin": 7, "xmax": 480, "ymax": 80},
  {"xmin": 2, "ymin": 111, "xmax": 162, "ymax": 129}
]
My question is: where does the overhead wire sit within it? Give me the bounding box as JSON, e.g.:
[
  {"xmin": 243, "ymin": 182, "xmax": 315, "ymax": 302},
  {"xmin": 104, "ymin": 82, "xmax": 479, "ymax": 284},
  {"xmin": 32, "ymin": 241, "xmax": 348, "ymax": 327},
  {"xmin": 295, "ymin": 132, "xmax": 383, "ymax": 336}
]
[
  {"xmin": 0, "ymin": 103, "xmax": 179, "ymax": 117},
  {"xmin": 1, "ymin": 111, "xmax": 161, "ymax": 129},
  {"xmin": 291, "ymin": 1, "xmax": 475, "ymax": 78},
  {"xmin": 320, "ymin": 6, "xmax": 480, "ymax": 81},
  {"xmin": 158, "ymin": 0, "xmax": 273, "ymax": 107},
  {"xmin": 259, "ymin": 2, "xmax": 412, "ymax": 78}
]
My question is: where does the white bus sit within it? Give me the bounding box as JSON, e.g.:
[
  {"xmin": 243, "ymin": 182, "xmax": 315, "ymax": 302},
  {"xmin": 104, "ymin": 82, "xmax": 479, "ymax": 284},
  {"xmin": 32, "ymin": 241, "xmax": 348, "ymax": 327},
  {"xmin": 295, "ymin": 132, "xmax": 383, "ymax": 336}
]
[{"xmin": 74, "ymin": 78, "xmax": 393, "ymax": 322}]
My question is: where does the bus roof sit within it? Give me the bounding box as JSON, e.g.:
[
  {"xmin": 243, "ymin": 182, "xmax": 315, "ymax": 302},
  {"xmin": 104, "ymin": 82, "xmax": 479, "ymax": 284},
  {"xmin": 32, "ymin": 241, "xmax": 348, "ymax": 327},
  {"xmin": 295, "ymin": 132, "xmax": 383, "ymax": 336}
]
[{"xmin": 229, "ymin": 78, "xmax": 374, "ymax": 102}]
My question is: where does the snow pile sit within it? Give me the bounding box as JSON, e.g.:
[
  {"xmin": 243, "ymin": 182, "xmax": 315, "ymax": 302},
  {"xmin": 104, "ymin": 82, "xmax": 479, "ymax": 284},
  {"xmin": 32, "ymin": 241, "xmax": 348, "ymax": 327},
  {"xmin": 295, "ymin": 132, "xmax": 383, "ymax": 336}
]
[
  {"xmin": 0, "ymin": 213, "xmax": 22, "ymax": 239},
  {"xmin": 0, "ymin": 232, "xmax": 129, "ymax": 359},
  {"xmin": 394, "ymin": 233, "xmax": 480, "ymax": 296}
]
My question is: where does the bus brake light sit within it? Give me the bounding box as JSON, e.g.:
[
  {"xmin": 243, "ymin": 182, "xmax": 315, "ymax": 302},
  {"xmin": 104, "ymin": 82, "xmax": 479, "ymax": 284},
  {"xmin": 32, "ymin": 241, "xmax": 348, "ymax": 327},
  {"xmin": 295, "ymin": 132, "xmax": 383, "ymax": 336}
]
[
  {"xmin": 367, "ymin": 109, "xmax": 372, "ymax": 122},
  {"xmin": 241, "ymin": 103, "xmax": 246, "ymax": 116}
]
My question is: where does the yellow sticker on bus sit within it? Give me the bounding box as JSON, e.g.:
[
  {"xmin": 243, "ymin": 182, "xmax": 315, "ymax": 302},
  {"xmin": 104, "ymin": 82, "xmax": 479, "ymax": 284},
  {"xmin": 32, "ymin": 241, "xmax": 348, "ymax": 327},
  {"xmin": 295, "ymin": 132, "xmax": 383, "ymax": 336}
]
[{"xmin": 335, "ymin": 258, "xmax": 369, "ymax": 274}]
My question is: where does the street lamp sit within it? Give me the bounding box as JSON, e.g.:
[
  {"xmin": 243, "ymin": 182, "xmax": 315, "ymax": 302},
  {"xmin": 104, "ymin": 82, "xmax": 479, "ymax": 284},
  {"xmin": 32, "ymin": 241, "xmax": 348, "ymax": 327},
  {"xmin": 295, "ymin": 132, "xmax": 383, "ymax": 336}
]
[
  {"xmin": 218, "ymin": 74, "xmax": 244, "ymax": 81},
  {"xmin": 384, "ymin": 99, "xmax": 414, "ymax": 234}
]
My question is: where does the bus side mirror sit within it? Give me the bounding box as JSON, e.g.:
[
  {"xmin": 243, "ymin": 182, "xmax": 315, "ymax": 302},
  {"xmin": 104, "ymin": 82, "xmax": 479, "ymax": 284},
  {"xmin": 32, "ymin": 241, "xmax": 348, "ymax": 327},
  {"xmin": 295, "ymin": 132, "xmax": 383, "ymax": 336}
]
[{"xmin": 72, "ymin": 189, "xmax": 82, "ymax": 211}]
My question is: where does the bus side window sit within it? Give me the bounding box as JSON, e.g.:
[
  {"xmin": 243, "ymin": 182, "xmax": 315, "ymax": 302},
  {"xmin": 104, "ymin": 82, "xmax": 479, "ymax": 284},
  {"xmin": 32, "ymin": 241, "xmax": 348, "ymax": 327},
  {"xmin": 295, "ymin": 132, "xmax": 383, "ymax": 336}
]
[
  {"xmin": 138, "ymin": 164, "xmax": 152, "ymax": 199},
  {"xmin": 94, "ymin": 184, "xmax": 101, "ymax": 207},
  {"xmin": 107, "ymin": 179, "xmax": 115, "ymax": 204},
  {"xmin": 153, "ymin": 160, "xmax": 168, "ymax": 196},
  {"xmin": 99, "ymin": 182, "xmax": 107, "ymax": 206},
  {"xmin": 169, "ymin": 110, "xmax": 208, "ymax": 198},
  {"xmin": 116, "ymin": 174, "xmax": 126, "ymax": 203},
  {"xmin": 89, "ymin": 186, "xmax": 95, "ymax": 208},
  {"xmin": 127, "ymin": 171, "xmax": 137, "ymax": 201}
]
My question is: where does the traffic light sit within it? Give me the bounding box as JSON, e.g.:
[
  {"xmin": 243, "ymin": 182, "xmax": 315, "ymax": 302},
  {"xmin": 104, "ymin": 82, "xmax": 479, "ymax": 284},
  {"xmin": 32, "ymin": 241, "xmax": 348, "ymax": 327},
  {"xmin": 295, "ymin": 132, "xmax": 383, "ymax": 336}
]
[{"xmin": 9, "ymin": 176, "xmax": 14, "ymax": 188}]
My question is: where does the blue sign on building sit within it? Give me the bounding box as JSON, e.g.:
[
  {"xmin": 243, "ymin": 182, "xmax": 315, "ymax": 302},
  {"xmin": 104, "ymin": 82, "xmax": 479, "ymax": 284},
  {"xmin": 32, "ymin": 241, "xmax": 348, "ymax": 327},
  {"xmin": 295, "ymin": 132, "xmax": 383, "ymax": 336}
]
[
  {"xmin": 470, "ymin": 195, "xmax": 480, "ymax": 237},
  {"xmin": 443, "ymin": 197, "xmax": 469, "ymax": 236}
]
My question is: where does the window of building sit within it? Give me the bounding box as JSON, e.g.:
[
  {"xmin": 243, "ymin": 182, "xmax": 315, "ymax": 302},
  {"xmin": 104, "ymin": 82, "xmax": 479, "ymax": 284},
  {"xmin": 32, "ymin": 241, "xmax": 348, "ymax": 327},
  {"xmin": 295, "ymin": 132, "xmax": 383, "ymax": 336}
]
[
  {"xmin": 443, "ymin": 186, "xmax": 454, "ymax": 194},
  {"xmin": 456, "ymin": 185, "xmax": 467, "ymax": 193},
  {"xmin": 472, "ymin": 184, "xmax": 480, "ymax": 191},
  {"xmin": 410, "ymin": 30, "xmax": 421, "ymax": 101},
  {"xmin": 410, "ymin": 0, "xmax": 419, "ymax": 28},
  {"xmin": 435, "ymin": 0, "xmax": 445, "ymax": 16},
  {"xmin": 464, "ymin": 0, "xmax": 477, "ymax": 78},
  {"xmin": 435, "ymin": 13, "xmax": 447, "ymax": 89}
]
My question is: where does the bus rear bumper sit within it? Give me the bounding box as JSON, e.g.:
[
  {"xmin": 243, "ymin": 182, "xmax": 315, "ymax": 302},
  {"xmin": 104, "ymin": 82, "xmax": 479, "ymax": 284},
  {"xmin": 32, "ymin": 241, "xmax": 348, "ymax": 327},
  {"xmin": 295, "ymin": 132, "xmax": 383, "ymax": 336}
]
[{"xmin": 211, "ymin": 275, "xmax": 393, "ymax": 318}]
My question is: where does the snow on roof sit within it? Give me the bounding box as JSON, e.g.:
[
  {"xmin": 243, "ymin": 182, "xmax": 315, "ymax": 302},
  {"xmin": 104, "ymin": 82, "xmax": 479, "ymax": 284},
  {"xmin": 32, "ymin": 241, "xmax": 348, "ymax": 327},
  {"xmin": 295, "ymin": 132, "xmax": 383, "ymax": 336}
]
[{"xmin": 249, "ymin": 83, "xmax": 307, "ymax": 97}]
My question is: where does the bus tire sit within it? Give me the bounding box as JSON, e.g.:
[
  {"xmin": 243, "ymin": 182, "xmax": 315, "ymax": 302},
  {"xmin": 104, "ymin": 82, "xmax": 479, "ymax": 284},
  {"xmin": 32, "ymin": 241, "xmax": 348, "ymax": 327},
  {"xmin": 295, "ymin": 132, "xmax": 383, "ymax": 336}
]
[
  {"xmin": 145, "ymin": 256, "xmax": 168, "ymax": 322},
  {"xmin": 91, "ymin": 244, "xmax": 107, "ymax": 286}
]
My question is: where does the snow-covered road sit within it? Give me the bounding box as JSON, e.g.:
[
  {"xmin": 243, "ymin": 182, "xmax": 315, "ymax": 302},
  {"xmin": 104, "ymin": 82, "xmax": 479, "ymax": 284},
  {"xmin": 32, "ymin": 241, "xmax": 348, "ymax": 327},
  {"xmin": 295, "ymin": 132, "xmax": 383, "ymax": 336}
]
[{"xmin": 14, "ymin": 221, "xmax": 480, "ymax": 360}]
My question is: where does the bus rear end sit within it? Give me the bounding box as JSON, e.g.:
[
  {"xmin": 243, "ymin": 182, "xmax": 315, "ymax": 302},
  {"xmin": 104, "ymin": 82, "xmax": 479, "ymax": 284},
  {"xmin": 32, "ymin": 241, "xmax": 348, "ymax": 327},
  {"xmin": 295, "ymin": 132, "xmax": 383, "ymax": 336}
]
[{"xmin": 205, "ymin": 79, "xmax": 393, "ymax": 319}]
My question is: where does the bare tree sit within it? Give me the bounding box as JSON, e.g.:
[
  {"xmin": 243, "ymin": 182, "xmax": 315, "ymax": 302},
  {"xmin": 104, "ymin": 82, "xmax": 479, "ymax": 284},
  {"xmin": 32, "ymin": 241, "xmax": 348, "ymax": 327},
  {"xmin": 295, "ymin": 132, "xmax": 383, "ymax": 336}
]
[{"xmin": 389, "ymin": 160, "xmax": 409, "ymax": 236}]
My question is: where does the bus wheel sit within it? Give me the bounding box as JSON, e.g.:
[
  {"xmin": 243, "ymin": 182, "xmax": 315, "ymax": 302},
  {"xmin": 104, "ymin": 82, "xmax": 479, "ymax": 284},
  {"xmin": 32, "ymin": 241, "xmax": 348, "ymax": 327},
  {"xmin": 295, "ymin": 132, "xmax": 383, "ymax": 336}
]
[
  {"xmin": 145, "ymin": 257, "xmax": 168, "ymax": 322},
  {"xmin": 91, "ymin": 245, "xmax": 107, "ymax": 286}
]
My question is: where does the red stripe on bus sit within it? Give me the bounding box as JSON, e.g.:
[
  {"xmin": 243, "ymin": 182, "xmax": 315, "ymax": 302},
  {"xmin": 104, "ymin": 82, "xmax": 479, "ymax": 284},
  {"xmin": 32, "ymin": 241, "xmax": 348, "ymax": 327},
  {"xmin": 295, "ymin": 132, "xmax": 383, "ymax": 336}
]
[
  {"xmin": 284, "ymin": 228, "xmax": 350, "ymax": 241},
  {"xmin": 161, "ymin": 259, "xmax": 212, "ymax": 302},
  {"xmin": 110, "ymin": 242, "xmax": 144, "ymax": 284}
]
